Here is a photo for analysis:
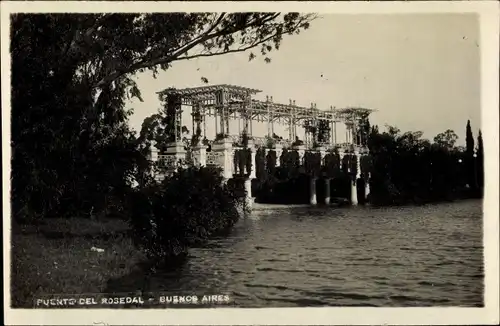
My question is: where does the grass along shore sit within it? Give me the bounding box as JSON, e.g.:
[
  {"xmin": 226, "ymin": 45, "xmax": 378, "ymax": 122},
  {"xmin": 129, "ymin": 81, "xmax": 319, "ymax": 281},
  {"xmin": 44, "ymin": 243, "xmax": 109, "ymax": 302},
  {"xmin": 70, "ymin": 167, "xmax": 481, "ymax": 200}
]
[{"xmin": 11, "ymin": 218, "xmax": 145, "ymax": 308}]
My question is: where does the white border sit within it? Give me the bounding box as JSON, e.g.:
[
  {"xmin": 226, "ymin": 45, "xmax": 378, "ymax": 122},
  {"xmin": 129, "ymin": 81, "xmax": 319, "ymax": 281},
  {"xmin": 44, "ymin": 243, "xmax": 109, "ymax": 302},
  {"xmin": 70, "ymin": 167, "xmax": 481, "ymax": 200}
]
[{"xmin": 2, "ymin": 1, "xmax": 499, "ymax": 325}]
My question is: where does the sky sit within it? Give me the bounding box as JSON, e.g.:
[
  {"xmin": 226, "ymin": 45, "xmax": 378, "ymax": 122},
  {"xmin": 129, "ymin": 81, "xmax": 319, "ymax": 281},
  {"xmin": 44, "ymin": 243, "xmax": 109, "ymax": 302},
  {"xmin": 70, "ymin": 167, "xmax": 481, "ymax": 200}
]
[{"xmin": 126, "ymin": 13, "xmax": 481, "ymax": 146}]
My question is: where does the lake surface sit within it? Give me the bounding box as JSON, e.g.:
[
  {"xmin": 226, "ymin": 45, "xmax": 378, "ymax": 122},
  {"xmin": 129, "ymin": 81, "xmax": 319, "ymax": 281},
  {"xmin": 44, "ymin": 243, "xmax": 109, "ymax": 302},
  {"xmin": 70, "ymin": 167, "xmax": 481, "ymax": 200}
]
[{"xmin": 147, "ymin": 200, "xmax": 484, "ymax": 307}]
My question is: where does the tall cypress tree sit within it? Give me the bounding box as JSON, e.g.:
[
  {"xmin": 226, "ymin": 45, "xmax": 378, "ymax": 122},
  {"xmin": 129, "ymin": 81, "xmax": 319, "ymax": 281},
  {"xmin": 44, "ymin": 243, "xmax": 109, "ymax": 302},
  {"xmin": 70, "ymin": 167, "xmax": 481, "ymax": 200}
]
[
  {"xmin": 465, "ymin": 120, "xmax": 475, "ymax": 188},
  {"xmin": 476, "ymin": 130, "xmax": 484, "ymax": 193}
]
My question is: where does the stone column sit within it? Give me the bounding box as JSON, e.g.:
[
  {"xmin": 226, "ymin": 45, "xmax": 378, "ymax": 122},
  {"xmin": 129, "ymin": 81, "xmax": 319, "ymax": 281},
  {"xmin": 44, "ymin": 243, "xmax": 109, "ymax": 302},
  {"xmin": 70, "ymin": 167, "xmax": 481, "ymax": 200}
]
[
  {"xmin": 351, "ymin": 178, "xmax": 358, "ymax": 205},
  {"xmin": 211, "ymin": 137, "xmax": 233, "ymax": 181},
  {"xmin": 150, "ymin": 140, "xmax": 159, "ymax": 162},
  {"xmin": 165, "ymin": 141, "xmax": 187, "ymax": 169},
  {"xmin": 274, "ymin": 143, "xmax": 283, "ymax": 167},
  {"xmin": 191, "ymin": 143, "xmax": 207, "ymax": 167},
  {"xmin": 310, "ymin": 177, "xmax": 317, "ymax": 205},
  {"xmin": 324, "ymin": 178, "xmax": 331, "ymax": 205}
]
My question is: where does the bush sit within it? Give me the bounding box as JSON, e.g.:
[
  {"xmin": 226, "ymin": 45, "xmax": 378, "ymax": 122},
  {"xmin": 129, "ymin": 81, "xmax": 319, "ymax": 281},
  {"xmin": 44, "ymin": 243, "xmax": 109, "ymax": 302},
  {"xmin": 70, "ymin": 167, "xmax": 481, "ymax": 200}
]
[{"xmin": 129, "ymin": 166, "xmax": 240, "ymax": 264}]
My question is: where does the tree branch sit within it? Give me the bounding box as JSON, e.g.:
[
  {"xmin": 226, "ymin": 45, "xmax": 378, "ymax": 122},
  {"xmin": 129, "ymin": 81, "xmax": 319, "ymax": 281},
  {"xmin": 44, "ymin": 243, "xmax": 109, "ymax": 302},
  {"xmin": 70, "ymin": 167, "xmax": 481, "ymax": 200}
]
[
  {"xmin": 93, "ymin": 13, "xmax": 311, "ymax": 90},
  {"xmin": 175, "ymin": 32, "xmax": 280, "ymax": 62}
]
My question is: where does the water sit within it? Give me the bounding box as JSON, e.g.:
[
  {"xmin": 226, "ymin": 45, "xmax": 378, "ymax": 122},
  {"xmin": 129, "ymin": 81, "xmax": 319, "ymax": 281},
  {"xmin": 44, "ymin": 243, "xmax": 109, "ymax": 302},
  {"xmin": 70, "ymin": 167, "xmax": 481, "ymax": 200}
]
[{"xmin": 147, "ymin": 200, "xmax": 484, "ymax": 307}]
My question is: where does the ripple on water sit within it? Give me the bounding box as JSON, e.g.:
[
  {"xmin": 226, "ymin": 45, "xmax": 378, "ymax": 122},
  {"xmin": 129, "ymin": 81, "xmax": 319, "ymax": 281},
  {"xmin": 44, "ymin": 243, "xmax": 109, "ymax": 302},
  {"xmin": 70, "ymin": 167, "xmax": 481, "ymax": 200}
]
[{"xmin": 143, "ymin": 200, "xmax": 483, "ymax": 307}]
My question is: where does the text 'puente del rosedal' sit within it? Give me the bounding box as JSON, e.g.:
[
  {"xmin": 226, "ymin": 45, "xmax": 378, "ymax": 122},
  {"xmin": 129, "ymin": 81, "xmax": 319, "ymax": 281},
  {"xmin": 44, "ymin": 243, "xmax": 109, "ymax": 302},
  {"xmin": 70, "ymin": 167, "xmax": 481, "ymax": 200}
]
[{"xmin": 149, "ymin": 84, "xmax": 376, "ymax": 209}]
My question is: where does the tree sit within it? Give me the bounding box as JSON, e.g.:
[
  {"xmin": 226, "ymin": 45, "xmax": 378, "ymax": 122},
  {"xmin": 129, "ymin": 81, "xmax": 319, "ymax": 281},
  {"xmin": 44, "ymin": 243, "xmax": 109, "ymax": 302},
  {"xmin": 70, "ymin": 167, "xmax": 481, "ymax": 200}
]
[
  {"xmin": 466, "ymin": 120, "xmax": 475, "ymax": 156},
  {"xmin": 11, "ymin": 13, "xmax": 316, "ymax": 221},
  {"xmin": 465, "ymin": 120, "xmax": 476, "ymax": 189},
  {"xmin": 476, "ymin": 130, "xmax": 484, "ymax": 191},
  {"xmin": 433, "ymin": 129, "xmax": 459, "ymax": 151},
  {"xmin": 130, "ymin": 166, "xmax": 240, "ymax": 263}
]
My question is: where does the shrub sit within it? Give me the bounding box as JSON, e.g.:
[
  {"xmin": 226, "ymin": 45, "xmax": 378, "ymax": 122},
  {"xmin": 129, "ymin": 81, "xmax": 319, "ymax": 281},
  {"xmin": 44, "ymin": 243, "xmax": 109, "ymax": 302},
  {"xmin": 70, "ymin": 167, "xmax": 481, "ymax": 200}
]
[{"xmin": 129, "ymin": 166, "xmax": 240, "ymax": 264}]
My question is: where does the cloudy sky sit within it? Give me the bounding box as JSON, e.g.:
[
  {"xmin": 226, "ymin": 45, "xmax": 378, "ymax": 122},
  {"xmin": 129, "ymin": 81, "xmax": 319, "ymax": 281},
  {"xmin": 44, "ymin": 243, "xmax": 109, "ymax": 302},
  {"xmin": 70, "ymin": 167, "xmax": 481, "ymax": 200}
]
[{"xmin": 126, "ymin": 13, "xmax": 481, "ymax": 145}]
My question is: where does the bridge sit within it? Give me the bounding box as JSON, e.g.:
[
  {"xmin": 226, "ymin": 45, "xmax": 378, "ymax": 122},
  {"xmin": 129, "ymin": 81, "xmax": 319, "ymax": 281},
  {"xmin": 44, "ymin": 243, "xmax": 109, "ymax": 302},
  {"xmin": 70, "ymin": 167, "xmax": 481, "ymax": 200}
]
[{"xmin": 150, "ymin": 84, "xmax": 375, "ymax": 209}]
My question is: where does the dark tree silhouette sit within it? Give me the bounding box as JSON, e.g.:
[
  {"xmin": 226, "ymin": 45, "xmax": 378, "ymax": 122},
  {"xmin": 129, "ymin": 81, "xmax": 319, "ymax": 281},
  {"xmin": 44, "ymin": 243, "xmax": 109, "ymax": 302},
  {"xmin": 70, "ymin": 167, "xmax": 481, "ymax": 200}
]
[
  {"xmin": 465, "ymin": 120, "xmax": 476, "ymax": 189},
  {"xmin": 476, "ymin": 130, "xmax": 484, "ymax": 192}
]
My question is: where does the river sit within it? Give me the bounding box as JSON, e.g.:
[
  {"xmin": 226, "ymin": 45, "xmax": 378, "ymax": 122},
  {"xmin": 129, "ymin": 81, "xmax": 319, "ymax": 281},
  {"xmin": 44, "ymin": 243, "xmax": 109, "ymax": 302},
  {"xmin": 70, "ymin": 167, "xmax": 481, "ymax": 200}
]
[{"xmin": 145, "ymin": 199, "xmax": 484, "ymax": 307}]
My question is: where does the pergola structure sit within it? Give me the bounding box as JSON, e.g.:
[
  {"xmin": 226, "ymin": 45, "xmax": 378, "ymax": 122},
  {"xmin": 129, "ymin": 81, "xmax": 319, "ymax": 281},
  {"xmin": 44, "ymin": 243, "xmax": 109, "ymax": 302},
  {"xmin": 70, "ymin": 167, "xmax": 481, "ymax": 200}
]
[{"xmin": 157, "ymin": 84, "xmax": 375, "ymax": 149}]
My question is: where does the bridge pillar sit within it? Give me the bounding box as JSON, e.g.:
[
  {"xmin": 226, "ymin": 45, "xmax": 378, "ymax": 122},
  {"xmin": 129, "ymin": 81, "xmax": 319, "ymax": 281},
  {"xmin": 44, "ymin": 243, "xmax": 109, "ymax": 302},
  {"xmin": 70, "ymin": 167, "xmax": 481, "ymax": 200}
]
[
  {"xmin": 324, "ymin": 178, "xmax": 331, "ymax": 205},
  {"xmin": 351, "ymin": 151, "xmax": 361, "ymax": 206},
  {"xmin": 351, "ymin": 179, "xmax": 358, "ymax": 205},
  {"xmin": 244, "ymin": 177, "xmax": 253, "ymax": 212},
  {"xmin": 309, "ymin": 177, "xmax": 317, "ymax": 205}
]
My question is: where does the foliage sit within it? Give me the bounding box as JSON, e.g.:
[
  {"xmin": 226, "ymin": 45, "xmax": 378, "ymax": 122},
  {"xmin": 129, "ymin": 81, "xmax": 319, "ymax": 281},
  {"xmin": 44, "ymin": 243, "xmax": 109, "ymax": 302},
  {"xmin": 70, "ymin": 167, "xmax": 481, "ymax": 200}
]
[
  {"xmin": 214, "ymin": 133, "xmax": 227, "ymax": 141},
  {"xmin": 367, "ymin": 124, "xmax": 482, "ymax": 206},
  {"xmin": 303, "ymin": 120, "xmax": 317, "ymax": 143},
  {"xmin": 360, "ymin": 155, "xmax": 372, "ymax": 181},
  {"xmin": 278, "ymin": 150, "xmax": 301, "ymax": 179},
  {"xmin": 255, "ymin": 148, "xmax": 267, "ymax": 180},
  {"xmin": 272, "ymin": 132, "xmax": 284, "ymax": 140},
  {"xmin": 357, "ymin": 114, "xmax": 371, "ymax": 146},
  {"xmin": 265, "ymin": 135, "xmax": 276, "ymax": 148},
  {"xmin": 466, "ymin": 120, "xmax": 475, "ymax": 157},
  {"xmin": 129, "ymin": 166, "xmax": 240, "ymax": 263},
  {"xmin": 341, "ymin": 154, "xmax": 350, "ymax": 174},
  {"xmin": 291, "ymin": 136, "xmax": 304, "ymax": 147},
  {"xmin": 433, "ymin": 129, "xmax": 459, "ymax": 151},
  {"xmin": 476, "ymin": 130, "xmax": 484, "ymax": 190},
  {"xmin": 340, "ymin": 154, "xmax": 358, "ymax": 181},
  {"xmin": 266, "ymin": 150, "xmax": 277, "ymax": 176},
  {"xmin": 233, "ymin": 148, "xmax": 252, "ymax": 177},
  {"xmin": 303, "ymin": 151, "xmax": 322, "ymax": 178},
  {"xmin": 317, "ymin": 120, "xmax": 331, "ymax": 144},
  {"xmin": 11, "ymin": 12, "xmax": 314, "ymax": 223},
  {"xmin": 323, "ymin": 152, "xmax": 341, "ymax": 178},
  {"xmin": 465, "ymin": 120, "xmax": 476, "ymax": 189}
]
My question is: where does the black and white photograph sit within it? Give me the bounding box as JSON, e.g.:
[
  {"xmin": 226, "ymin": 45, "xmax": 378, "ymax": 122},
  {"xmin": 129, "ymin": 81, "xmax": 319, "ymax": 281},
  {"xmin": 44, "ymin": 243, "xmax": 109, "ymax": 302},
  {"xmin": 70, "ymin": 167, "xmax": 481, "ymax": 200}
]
[{"xmin": 2, "ymin": 1, "xmax": 499, "ymax": 325}]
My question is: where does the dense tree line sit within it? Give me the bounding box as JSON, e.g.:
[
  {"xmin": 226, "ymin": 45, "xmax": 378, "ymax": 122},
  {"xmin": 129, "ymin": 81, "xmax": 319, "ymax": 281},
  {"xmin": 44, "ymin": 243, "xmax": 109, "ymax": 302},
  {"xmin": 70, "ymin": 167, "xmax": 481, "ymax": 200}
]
[
  {"xmin": 367, "ymin": 123, "xmax": 483, "ymax": 205},
  {"xmin": 248, "ymin": 121, "xmax": 483, "ymax": 206}
]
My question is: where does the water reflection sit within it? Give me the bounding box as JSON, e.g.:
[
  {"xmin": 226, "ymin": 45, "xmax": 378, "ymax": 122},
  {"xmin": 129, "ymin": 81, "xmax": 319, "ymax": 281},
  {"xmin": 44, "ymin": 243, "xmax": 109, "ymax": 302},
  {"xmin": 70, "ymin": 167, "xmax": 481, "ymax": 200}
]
[{"xmin": 107, "ymin": 199, "xmax": 484, "ymax": 307}]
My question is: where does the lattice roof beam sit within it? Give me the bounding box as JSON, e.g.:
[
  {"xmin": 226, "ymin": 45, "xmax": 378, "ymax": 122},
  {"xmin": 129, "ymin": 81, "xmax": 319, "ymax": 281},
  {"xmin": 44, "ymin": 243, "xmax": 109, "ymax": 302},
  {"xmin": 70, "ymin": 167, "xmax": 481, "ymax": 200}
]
[
  {"xmin": 334, "ymin": 107, "xmax": 376, "ymax": 121},
  {"xmin": 157, "ymin": 84, "xmax": 262, "ymax": 100}
]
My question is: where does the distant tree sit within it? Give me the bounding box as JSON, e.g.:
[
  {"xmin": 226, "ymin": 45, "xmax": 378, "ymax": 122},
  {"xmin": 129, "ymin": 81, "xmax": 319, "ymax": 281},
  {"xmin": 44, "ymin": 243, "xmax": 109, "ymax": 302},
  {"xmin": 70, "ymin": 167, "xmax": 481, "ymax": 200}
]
[
  {"xmin": 433, "ymin": 129, "xmax": 459, "ymax": 151},
  {"xmin": 466, "ymin": 120, "xmax": 475, "ymax": 156},
  {"xmin": 476, "ymin": 130, "xmax": 484, "ymax": 191},
  {"xmin": 465, "ymin": 120, "xmax": 476, "ymax": 188}
]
